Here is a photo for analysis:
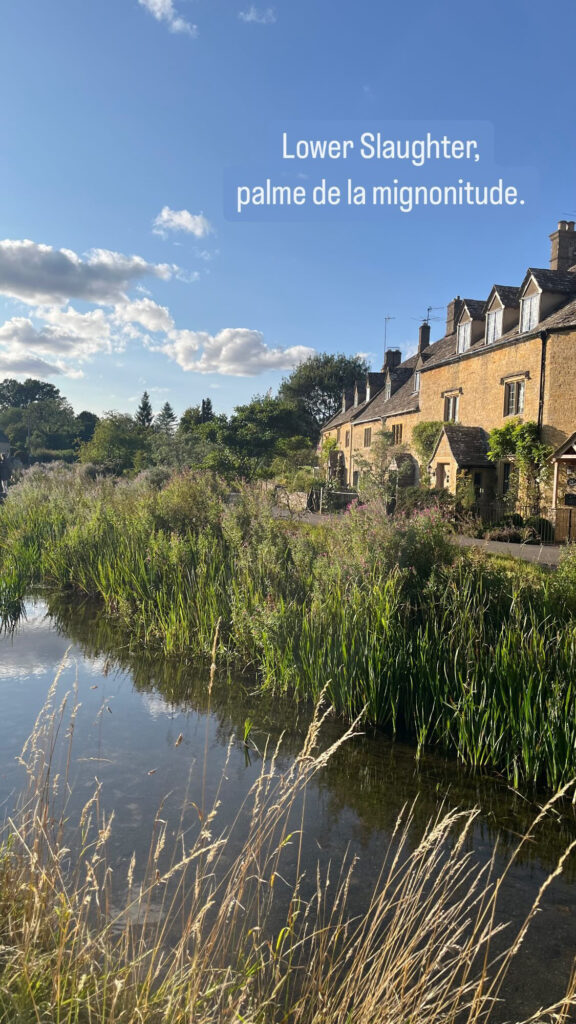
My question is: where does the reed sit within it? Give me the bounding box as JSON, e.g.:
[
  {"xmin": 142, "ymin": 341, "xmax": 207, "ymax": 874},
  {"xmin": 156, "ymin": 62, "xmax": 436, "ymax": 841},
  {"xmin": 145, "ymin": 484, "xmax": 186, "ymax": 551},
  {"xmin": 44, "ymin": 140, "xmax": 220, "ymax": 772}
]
[
  {"xmin": 1, "ymin": 465, "xmax": 576, "ymax": 788},
  {"xmin": 0, "ymin": 672, "xmax": 575, "ymax": 1023}
]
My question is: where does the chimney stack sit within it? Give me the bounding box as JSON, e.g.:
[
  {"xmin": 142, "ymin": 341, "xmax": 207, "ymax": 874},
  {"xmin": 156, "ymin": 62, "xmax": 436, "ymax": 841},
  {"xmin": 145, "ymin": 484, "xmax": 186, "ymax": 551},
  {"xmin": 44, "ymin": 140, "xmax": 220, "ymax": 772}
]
[
  {"xmin": 418, "ymin": 322, "xmax": 430, "ymax": 354},
  {"xmin": 382, "ymin": 348, "xmax": 402, "ymax": 372},
  {"xmin": 550, "ymin": 220, "xmax": 576, "ymax": 272},
  {"xmin": 446, "ymin": 296, "xmax": 463, "ymax": 336}
]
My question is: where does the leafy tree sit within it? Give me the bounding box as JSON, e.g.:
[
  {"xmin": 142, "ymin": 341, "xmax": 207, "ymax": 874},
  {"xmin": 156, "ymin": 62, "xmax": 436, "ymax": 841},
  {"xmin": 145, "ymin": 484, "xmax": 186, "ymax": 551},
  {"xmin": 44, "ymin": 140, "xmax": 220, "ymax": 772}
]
[
  {"xmin": 226, "ymin": 395, "xmax": 309, "ymax": 476},
  {"xmin": 79, "ymin": 413, "xmax": 150, "ymax": 473},
  {"xmin": 75, "ymin": 410, "xmax": 99, "ymax": 444},
  {"xmin": 278, "ymin": 353, "xmax": 370, "ymax": 438},
  {"xmin": 0, "ymin": 378, "xmax": 62, "ymax": 409},
  {"xmin": 135, "ymin": 391, "xmax": 154, "ymax": 429},
  {"xmin": 179, "ymin": 398, "xmax": 215, "ymax": 431},
  {"xmin": 0, "ymin": 397, "xmax": 77, "ymax": 462}
]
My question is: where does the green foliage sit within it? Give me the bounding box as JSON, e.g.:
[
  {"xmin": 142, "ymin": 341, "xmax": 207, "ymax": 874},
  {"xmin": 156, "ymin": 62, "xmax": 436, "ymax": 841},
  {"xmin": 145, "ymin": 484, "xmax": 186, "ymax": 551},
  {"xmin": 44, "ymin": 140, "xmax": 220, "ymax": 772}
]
[
  {"xmin": 79, "ymin": 413, "xmax": 150, "ymax": 473},
  {"xmin": 0, "ymin": 377, "xmax": 62, "ymax": 408},
  {"xmin": 278, "ymin": 353, "xmax": 370, "ymax": 437},
  {"xmin": 74, "ymin": 409, "xmax": 99, "ymax": 443},
  {"xmin": 411, "ymin": 420, "xmax": 445, "ymax": 470},
  {"xmin": 354, "ymin": 428, "xmax": 395, "ymax": 498},
  {"xmin": 488, "ymin": 419, "xmax": 552, "ymax": 506},
  {"xmin": 0, "ymin": 397, "xmax": 78, "ymax": 462},
  {"xmin": 4, "ymin": 466, "xmax": 576, "ymax": 788},
  {"xmin": 135, "ymin": 390, "xmax": 154, "ymax": 429}
]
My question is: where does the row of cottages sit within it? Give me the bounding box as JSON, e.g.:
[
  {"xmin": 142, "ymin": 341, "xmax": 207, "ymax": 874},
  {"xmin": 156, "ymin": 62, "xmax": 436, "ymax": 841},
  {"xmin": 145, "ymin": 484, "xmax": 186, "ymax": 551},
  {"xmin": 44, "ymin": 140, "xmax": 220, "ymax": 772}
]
[{"xmin": 321, "ymin": 219, "xmax": 576, "ymax": 527}]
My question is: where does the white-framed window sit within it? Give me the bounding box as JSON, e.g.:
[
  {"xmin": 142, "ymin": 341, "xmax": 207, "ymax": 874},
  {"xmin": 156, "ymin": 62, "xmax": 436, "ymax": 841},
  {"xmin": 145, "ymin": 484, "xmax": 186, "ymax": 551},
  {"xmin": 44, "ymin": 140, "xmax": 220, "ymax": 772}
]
[
  {"xmin": 444, "ymin": 393, "xmax": 459, "ymax": 422},
  {"xmin": 504, "ymin": 379, "xmax": 525, "ymax": 417},
  {"xmin": 520, "ymin": 294, "xmax": 540, "ymax": 333},
  {"xmin": 457, "ymin": 322, "xmax": 471, "ymax": 353},
  {"xmin": 486, "ymin": 309, "xmax": 503, "ymax": 344},
  {"xmin": 413, "ymin": 371, "xmax": 421, "ymax": 393}
]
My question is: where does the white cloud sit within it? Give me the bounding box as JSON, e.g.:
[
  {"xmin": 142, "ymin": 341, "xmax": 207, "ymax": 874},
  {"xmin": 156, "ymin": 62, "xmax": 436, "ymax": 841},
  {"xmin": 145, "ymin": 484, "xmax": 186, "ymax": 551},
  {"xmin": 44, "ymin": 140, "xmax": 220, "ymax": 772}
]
[
  {"xmin": 113, "ymin": 298, "xmax": 174, "ymax": 334},
  {"xmin": 153, "ymin": 207, "xmax": 213, "ymax": 239},
  {"xmin": 138, "ymin": 0, "xmax": 197, "ymax": 35},
  {"xmin": 158, "ymin": 327, "xmax": 314, "ymax": 375},
  {"xmin": 239, "ymin": 6, "xmax": 277, "ymax": 24},
  {"xmin": 0, "ymin": 318, "xmax": 93, "ymax": 377},
  {"xmin": 0, "ymin": 239, "xmax": 175, "ymax": 306}
]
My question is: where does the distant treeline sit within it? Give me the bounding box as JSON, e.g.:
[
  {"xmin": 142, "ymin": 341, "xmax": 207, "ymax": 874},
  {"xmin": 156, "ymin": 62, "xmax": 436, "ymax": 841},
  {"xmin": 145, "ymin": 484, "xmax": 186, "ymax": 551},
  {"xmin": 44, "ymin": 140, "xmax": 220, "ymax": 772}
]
[{"xmin": 0, "ymin": 353, "xmax": 368, "ymax": 480}]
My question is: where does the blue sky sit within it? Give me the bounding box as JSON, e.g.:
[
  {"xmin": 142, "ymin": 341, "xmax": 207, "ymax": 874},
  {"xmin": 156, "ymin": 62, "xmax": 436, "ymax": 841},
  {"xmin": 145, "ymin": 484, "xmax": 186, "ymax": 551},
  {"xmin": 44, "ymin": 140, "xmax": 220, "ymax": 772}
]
[{"xmin": 0, "ymin": 0, "xmax": 575, "ymax": 416}]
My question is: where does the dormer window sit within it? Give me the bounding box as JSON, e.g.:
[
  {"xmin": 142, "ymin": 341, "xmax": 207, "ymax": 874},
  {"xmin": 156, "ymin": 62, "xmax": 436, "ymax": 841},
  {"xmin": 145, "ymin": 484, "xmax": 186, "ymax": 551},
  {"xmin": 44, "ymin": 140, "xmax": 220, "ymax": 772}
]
[
  {"xmin": 520, "ymin": 293, "xmax": 540, "ymax": 332},
  {"xmin": 486, "ymin": 309, "xmax": 503, "ymax": 344},
  {"xmin": 457, "ymin": 322, "xmax": 471, "ymax": 353},
  {"xmin": 413, "ymin": 371, "xmax": 420, "ymax": 393}
]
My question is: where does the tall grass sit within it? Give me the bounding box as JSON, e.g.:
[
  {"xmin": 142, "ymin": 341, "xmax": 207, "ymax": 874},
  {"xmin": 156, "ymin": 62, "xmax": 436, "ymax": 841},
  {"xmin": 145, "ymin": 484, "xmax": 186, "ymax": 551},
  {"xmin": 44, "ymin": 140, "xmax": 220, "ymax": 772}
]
[
  {"xmin": 2, "ymin": 464, "xmax": 576, "ymax": 788},
  {"xmin": 1, "ymin": 669, "xmax": 575, "ymax": 1023}
]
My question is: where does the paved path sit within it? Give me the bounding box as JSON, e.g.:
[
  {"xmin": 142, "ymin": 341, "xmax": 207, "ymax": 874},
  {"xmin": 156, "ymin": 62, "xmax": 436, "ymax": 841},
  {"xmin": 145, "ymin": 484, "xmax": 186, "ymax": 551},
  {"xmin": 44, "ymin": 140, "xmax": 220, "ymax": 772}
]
[
  {"xmin": 453, "ymin": 534, "xmax": 563, "ymax": 567},
  {"xmin": 277, "ymin": 508, "xmax": 565, "ymax": 567}
]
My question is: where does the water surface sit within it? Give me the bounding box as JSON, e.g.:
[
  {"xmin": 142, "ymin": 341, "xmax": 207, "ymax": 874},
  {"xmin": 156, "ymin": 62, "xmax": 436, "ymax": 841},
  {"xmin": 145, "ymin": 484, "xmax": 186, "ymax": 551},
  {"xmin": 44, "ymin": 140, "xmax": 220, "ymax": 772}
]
[{"xmin": 1, "ymin": 596, "xmax": 574, "ymax": 1020}]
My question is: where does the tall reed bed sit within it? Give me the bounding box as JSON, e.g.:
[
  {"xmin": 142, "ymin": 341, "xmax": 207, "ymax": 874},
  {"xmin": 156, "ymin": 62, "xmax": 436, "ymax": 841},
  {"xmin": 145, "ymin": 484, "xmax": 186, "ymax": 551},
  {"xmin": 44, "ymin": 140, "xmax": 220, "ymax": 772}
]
[
  {"xmin": 1, "ymin": 669, "xmax": 575, "ymax": 1023},
  {"xmin": 2, "ymin": 464, "xmax": 576, "ymax": 788}
]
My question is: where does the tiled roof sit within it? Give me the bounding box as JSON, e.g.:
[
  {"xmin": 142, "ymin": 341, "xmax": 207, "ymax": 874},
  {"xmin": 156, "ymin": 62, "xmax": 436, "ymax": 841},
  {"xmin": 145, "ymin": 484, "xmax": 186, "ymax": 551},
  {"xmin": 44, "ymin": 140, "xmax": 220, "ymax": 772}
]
[
  {"xmin": 323, "ymin": 374, "xmax": 387, "ymax": 429},
  {"xmin": 321, "ymin": 283, "xmax": 576, "ymax": 435},
  {"xmin": 487, "ymin": 285, "xmax": 520, "ymax": 309},
  {"xmin": 524, "ymin": 268, "xmax": 576, "ymax": 295},
  {"xmin": 355, "ymin": 359, "xmax": 422, "ymax": 423},
  {"xmin": 433, "ymin": 425, "xmax": 492, "ymax": 468},
  {"xmin": 461, "ymin": 299, "xmax": 485, "ymax": 320}
]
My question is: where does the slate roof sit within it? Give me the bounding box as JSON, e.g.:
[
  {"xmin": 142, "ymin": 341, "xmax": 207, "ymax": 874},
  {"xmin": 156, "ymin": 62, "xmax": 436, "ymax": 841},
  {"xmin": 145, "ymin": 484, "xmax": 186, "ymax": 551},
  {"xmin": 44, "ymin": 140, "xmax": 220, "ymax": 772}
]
[
  {"xmin": 431, "ymin": 425, "xmax": 492, "ymax": 468},
  {"xmin": 354, "ymin": 354, "xmax": 421, "ymax": 423},
  {"xmin": 323, "ymin": 372, "xmax": 390, "ymax": 429},
  {"xmin": 523, "ymin": 268, "xmax": 576, "ymax": 295},
  {"xmin": 321, "ymin": 269, "xmax": 576, "ymax": 435},
  {"xmin": 461, "ymin": 299, "xmax": 485, "ymax": 320},
  {"xmin": 486, "ymin": 285, "xmax": 520, "ymax": 309}
]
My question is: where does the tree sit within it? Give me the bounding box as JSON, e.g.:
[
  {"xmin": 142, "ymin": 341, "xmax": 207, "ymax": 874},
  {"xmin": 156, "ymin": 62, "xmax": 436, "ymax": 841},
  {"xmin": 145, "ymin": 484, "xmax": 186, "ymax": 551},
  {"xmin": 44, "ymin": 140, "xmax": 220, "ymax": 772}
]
[
  {"xmin": 179, "ymin": 398, "xmax": 215, "ymax": 431},
  {"xmin": 135, "ymin": 391, "xmax": 154, "ymax": 429},
  {"xmin": 0, "ymin": 397, "xmax": 77, "ymax": 462},
  {"xmin": 79, "ymin": 414, "xmax": 150, "ymax": 473},
  {"xmin": 0, "ymin": 378, "xmax": 62, "ymax": 409},
  {"xmin": 155, "ymin": 402, "xmax": 177, "ymax": 436},
  {"xmin": 226, "ymin": 395, "xmax": 309, "ymax": 476},
  {"xmin": 200, "ymin": 398, "xmax": 214, "ymax": 423},
  {"xmin": 75, "ymin": 411, "xmax": 100, "ymax": 444},
  {"xmin": 278, "ymin": 353, "xmax": 370, "ymax": 438}
]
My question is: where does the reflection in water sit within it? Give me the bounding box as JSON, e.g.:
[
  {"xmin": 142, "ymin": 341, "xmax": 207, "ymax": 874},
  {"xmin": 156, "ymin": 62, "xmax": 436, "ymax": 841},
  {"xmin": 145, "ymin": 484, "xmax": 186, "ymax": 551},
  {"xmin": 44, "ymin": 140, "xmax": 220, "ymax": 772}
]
[{"xmin": 0, "ymin": 594, "xmax": 575, "ymax": 1020}]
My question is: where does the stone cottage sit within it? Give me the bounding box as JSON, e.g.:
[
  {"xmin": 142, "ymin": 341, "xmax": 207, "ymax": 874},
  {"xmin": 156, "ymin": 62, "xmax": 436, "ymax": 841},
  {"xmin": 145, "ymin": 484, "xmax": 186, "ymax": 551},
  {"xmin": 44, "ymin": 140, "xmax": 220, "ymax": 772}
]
[{"xmin": 320, "ymin": 220, "xmax": 576, "ymax": 535}]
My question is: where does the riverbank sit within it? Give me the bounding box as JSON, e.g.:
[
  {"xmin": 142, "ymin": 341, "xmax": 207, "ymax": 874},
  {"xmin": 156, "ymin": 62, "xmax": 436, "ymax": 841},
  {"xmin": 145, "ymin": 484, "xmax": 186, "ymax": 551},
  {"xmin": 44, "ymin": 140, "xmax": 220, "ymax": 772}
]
[{"xmin": 1, "ymin": 464, "xmax": 576, "ymax": 788}]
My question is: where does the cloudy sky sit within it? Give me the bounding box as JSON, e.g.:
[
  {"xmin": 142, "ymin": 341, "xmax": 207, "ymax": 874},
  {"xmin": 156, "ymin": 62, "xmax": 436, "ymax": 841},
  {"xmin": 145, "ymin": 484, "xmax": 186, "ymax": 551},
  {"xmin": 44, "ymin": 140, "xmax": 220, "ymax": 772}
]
[{"xmin": 0, "ymin": 0, "xmax": 575, "ymax": 415}]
